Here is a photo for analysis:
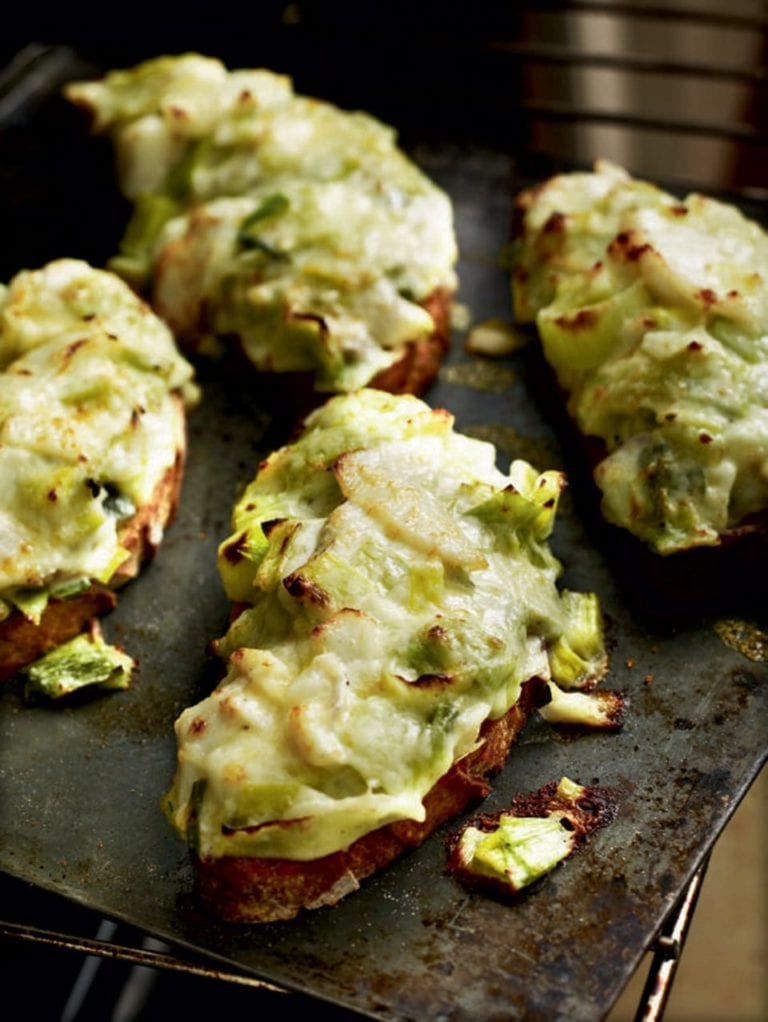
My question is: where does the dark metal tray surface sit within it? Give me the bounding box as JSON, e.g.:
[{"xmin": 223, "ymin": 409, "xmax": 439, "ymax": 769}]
[{"xmin": 0, "ymin": 45, "xmax": 766, "ymax": 1022}]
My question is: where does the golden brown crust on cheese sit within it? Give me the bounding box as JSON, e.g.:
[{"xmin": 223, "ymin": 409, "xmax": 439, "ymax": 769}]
[
  {"xmin": 193, "ymin": 679, "xmax": 537, "ymax": 923},
  {"xmin": 0, "ymin": 396, "xmax": 187, "ymax": 683}
]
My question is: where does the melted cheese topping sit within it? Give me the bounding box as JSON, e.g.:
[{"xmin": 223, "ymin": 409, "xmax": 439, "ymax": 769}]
[
  {"xmin": 164, "ymin": 390, "xmax": 608, "ymax": 861},
  {"xmin": 0, "ymin": 259, "xmax": 196, "ymax": 605},
  {"xmin": 66, "ymin": 55, "xmax": 457, "ymax": 392},
  {"xmin": 513, "ymin": 161, "xmax": 768, "ymax": 553}
]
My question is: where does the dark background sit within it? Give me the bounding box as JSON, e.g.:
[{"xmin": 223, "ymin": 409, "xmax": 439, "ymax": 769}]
[{"xmin": 0, "ymin": 2, "xmax": 533, "ymax": 149}]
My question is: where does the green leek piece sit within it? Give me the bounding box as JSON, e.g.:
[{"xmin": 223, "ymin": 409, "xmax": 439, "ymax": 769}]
[
  {"xmin": 23, "ymin": 629, "xmax": 135, "ymax": 700},
  {"xmin": 454, "ymin": 777, "xmax": 597, "ymax": 892},
  {"xmin": 458, "ymin": 815, "xmax": 575, "ymax": 890}
]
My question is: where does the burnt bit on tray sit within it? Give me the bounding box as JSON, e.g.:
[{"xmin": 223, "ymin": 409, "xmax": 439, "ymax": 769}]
[{"xmin": 446, "ymin": 777, "xmax": 618, "ymax": 901}]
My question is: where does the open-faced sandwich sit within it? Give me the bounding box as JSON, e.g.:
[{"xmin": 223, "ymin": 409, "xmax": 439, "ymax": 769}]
[
  {"xmin": 162, "ymin": 388, "xmax": 616, "ymax": 922},
  {"xmin": 0, "ymin": 259, "xmax": 197, "ymax": 682},
  {"xmin": 510, "ymin": 161, "xmax": 768, "ymax": 600},
  {"xmin": 65, "ymin": 55, "xmax": 457, "ymax": 397}
]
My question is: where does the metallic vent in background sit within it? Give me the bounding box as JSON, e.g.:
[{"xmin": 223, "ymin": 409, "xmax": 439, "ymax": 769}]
[{"xmin": 490, "ymin": 0, "xmax": 767, "ymax": 197}]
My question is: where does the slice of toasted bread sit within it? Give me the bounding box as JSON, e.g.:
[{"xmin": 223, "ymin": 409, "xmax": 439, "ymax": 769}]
[
  {"xmin": 192, "ymin": 683, "xmax": 537, "ymax": 923},
  {"xmin": 511, "ymin": 161, "xmax": 768, "ymax": 611},
  {"xmin": 0, "ymin": 398, "xmax": 186, "ymax": 683},
  {"xmin": 65, "ymin": 57, "xmax": 458, "ymax": 398},
  {"xmin": 529, "ymin": 341, "xmax": 768, "ymax": 617},
  {"xmin": 0, "ymin": 255, "xmax": 195, "ymax": 685},
  {"xmin": 166, "ymin": 389, "xmax": 610, "ymax": 923}
]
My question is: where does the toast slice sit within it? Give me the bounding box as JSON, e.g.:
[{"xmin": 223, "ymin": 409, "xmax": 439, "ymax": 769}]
[
  {"xmin": 0, "ymin": 260, "xmax": 196, "ymax": 682},
  {"xmin": 65, "ymin": 55, "xmax": 458, "ymax": 397},
  {"xmin": 0, "ymin": 429, "xmax": 185, "ymax": 683},
  {"xmin": 164, "ymin": 389, "xmax": 611, "ymax": 922},
  {"xmin": 510, "ymin": 161, "xmax": 768, "ymax": 605}
]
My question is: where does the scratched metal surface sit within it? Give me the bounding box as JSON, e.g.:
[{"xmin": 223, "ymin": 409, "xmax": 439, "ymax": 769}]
[{"xmin": 0, "ymin": 46, "xmax": 766, "ymax": 1022}]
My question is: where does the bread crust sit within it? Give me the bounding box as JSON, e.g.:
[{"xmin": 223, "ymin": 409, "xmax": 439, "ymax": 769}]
[
  {"xmin": 192, "ymin": 679, "xmax": 538, "ymax": 923},
  {"xmin": 367, "ymin": 286, "xmax": 452, "ymax": 396},
  {"xmin": 0, "ymin": 395, "xmax": 186, "ymax": 682}
]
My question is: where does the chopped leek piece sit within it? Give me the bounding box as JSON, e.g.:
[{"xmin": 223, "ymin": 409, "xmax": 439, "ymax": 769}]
[
  {"xmin": 538, "ymin": 681, "xmax": 626, "ymax": 729},
  {"xmin": 23, "ymin": 627, "xmax": 135, "ymax": 700},
  {"xmin": 448, "ymin": 776, "xmax": 617, "ymax": 895},
  {"xmin": 458, "ymin": 814, "xmax": 575, "ymax": 890},
  {"xmin": 4, "ymin": 587, "xmax": 49, "ymax": 625}
]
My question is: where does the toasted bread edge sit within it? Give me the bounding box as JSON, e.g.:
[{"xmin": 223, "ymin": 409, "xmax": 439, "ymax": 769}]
[{"xmin": 192, "ymin": 680, "xmax": 538, "ymax": 923}]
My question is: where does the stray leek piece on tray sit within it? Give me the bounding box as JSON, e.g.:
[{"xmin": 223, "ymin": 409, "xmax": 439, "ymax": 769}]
[
  {"xmin": 511, "ymin": 160, "xmax": 768, "ymax": 555},
  {"xmin": 162, "ymin": 389, "xmax": 621, "ymax": 922},
  {"xmin": 22, "ymin": 623, "xmax": 135, "ymax": 700},
  {"xmin": 447, "ymin": 776, "xmax": 617, "ymax": 897}
]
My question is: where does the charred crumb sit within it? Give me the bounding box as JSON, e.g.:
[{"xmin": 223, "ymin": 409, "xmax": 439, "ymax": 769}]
[
  {"xmin": 696, "ymin": 288, "xmax": 718, "ymax": 306},
  {"xmin": 553, "ymin": 307, "xmax": 599, "ymax": 331},
  {"xmin": 287, "ymin": 311, "xmax": 329, "ymax": 336},
  {"xmin": 608, "ymin": 231, "xmax": 652, "ymax": 263},
  {"xmin": 398, "ymin": 672, "xmax": 456, "ymax": 689},
  {"xmin": 60, "ymin": 338, "xmax": 89, "ymax": 363},
  {"xmin": 543, "ymin": 211, "xmax": 567, "ymax": 234},
  {"xmin": 261, "ymin": 518, "xmax": 286, "ymax": 537},
  {"xmin": 283, "ymin": 572, "xmax": 330, "ymax": 607},
  {"xmin": 446, "ymin": 779, "xmax": 619, "ymax": 899},
  {"xmin": 220, "ymin": 530, "xmax": 248, "ymax": 565}
]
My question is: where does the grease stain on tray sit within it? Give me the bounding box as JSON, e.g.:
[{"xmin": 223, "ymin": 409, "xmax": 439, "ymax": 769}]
[
  {"xmin": 461, "ymin": 423, "xmax": 564, "ymax": 469},
  {"xmin": 713, "ymin": 619, "xmax": 768, "ymax": 662},
  {"xmin": 439, "ymin": 359, "xmax": 517, "ymax": 392}
]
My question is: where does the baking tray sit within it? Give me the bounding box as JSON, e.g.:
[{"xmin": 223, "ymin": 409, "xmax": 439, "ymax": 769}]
[{"xmin": 0, "ymin": 43, "xmax": 766, "ymax": 1022}]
